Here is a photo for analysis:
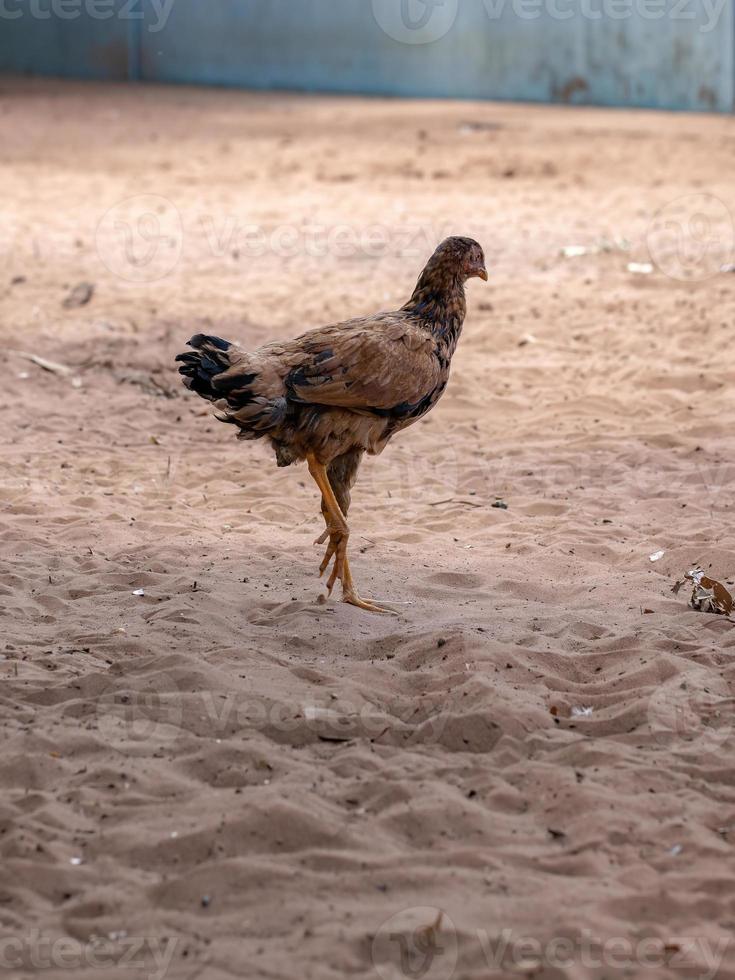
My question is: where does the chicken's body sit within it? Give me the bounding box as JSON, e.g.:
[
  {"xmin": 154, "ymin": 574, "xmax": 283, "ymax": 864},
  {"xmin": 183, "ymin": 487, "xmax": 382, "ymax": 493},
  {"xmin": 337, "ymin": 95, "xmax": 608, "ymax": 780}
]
[{"xmin": 176, "ymin": 236, "xmax": 486, "ymax": 612}]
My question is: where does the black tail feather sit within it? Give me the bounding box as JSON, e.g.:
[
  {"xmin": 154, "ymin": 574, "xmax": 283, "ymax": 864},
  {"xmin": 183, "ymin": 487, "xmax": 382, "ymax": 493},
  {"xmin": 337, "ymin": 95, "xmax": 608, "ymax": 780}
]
[
  {"xmin": 188, "ymin": 333, "xmax": 231, "ymax": 352},
  {"xmin": 176, "ymin": 333, "xmax": 287, "ymax": 439},
  {"xmin": 175, "ymin": 334, "xmax": 233, "ymax": 401}
]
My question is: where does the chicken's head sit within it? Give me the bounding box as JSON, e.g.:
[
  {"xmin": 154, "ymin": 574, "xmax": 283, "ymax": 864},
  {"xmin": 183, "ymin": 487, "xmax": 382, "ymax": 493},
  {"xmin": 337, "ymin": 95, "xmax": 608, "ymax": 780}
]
[{"xmin": 434, "ymin": 236, "xmax": 488, "ymax": 283}]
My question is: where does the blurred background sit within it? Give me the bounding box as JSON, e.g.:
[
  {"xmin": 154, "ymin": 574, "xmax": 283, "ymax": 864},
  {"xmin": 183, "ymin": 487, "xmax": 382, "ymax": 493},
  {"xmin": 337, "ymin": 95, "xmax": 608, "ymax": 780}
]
[{"xmin": 1, "ymin": 0, "xmax": 733, "ymax": 111}]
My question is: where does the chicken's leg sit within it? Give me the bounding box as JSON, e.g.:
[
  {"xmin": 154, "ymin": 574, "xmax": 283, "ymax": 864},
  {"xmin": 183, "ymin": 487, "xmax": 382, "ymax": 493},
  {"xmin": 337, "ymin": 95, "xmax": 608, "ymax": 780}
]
[
  {"xmin": 316, "ymin": 449, "xmax": 361, "ymax": 573},
  {"xmin": 306, "ymin": 453, "xmax": 391, "ymax": 613}
]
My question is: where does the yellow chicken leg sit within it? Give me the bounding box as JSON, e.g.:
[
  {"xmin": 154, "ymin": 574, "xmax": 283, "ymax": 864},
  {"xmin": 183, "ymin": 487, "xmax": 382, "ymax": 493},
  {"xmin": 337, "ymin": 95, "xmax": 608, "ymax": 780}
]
[{"xmin": 307, "ymin": 453, "xmax": 393, "ymax": 613}]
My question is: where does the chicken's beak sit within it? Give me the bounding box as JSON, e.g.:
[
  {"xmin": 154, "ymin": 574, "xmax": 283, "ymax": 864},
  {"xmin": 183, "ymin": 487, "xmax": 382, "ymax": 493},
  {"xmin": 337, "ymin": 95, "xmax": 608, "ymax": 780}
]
[{"xmin": 477, "ymin": 266, "xmax": 488, "ymax": 281}]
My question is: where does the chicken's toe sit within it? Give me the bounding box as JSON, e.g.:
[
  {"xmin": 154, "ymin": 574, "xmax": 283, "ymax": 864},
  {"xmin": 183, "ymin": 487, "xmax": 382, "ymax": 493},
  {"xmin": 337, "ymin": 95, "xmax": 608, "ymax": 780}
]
[
  {"xmin": 338, "ymin": 557, "xmax": 397, "ymax": 614},
  {"xmin": 318, "ymin": 533, "xmax": 339, "ymax": 577},
  {"xmin": 326, "ymin": 536, "xmax": 348, "ymax": 595},
  {"xmin": 341, "ymin": 590, "xmax": 397, "ymax": 614}
]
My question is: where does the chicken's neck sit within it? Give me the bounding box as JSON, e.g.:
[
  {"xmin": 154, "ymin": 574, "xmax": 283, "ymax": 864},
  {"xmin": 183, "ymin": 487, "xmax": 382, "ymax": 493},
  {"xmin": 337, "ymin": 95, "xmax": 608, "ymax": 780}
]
[{"xmin": 402, "ymin": 272, "xmax": 467, "ymax": 352}]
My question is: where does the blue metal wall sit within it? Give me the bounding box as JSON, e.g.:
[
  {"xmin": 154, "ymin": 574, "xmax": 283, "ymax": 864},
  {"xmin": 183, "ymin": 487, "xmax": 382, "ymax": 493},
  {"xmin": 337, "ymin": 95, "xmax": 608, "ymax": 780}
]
[
  {"xmin": 0, "ymin": 0, "xmax": 732, "ymax": 111},
  {"xmin": 0, "ymin": 4, "xmax": 133, "ymax": 79}
]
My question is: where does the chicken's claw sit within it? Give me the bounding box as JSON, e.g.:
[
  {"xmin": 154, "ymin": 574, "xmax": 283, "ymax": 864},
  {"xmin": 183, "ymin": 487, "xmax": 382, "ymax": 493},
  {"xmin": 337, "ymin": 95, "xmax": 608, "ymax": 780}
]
[
  {"xmin": 338, "ymin": 556, "xmax": 397, "ymax": 614},
  {"xmin": 341, "ymin": 590, "xmax": 398, "ymax": 615},
  {"xmin": 317, "ymin": 531, "xmax": 339, "ymax": 578},
  {"xmin": 315, "ymin": 535, "xmax": 395, "ymax": 613},
  {"xmin": 325, "ymin": 532, "xmax": 348, "ymax": 594}
]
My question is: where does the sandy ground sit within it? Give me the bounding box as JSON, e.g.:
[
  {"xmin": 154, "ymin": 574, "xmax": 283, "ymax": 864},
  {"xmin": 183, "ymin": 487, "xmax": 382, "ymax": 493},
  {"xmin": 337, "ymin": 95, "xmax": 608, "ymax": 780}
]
[{"xmin": 2, "ymin": 76, "xmax": 735, "ymax": 980}]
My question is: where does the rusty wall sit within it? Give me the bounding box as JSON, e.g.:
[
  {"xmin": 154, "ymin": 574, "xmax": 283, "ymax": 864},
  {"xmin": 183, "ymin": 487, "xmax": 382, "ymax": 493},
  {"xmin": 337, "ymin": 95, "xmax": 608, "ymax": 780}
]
[{"xmin": 0, "ymin": 0, "xmax": 732, "ymax": 111}]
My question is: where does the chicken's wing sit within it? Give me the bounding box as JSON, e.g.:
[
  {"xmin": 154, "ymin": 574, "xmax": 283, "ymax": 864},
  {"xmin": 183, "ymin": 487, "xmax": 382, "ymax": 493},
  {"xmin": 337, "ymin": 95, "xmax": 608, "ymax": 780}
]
[{"xmin": 285, "ymin": 316, "xmax": 441, "ymax": 416}]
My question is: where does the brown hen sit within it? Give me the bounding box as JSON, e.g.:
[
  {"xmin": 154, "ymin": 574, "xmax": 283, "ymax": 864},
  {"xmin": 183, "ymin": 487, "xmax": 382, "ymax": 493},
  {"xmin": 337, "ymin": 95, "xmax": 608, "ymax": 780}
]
[{"xmin": 176, "ymin": 236, "xmax": 487, "ymax": 612}]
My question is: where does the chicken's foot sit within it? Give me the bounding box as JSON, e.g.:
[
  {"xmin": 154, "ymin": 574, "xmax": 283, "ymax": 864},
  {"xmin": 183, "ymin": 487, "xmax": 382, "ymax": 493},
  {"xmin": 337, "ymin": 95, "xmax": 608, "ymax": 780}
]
[
  {"xmin": 315, "ymin": 525, "xmax": 337, "ymax": 578},
  {"xmin": 306, "ymin": 453, "xmax": 394, "ymax": 614}
]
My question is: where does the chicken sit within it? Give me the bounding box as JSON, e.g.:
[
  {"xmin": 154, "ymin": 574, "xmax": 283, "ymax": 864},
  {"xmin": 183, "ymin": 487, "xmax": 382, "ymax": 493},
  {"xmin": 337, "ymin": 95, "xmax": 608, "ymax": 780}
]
[{"xmin": 176, "ymin": 236, "xmax": 487, "ymax": 612}]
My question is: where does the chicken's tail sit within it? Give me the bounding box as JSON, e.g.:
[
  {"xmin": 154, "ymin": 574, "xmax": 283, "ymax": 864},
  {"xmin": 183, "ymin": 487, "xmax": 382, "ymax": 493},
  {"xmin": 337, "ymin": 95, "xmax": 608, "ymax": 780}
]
[
  {"xmin": 175, "ymin": 333, "xmax": 234, "ymax": 401},
  {"xmin": 175, "ymin": 333, "xmax": 288, "ymax": 440}
]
